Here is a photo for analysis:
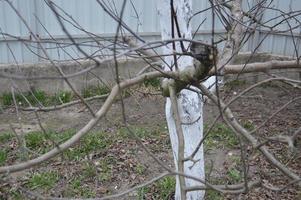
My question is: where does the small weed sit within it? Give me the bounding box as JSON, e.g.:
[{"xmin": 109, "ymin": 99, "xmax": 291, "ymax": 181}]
[
  {"xmin": 97, "ymin": 85, "xmax": 110, "ymax": 95},
  {"xmin": 243, "ymin": 121, "xmax": 255, "ymax": 131},
  {"xmin": 138, "ymin": 176, "xmax": 175, "ymax": 200},
  {"xmin": 82, "ymin": 85, "xmax": 110, "ymax": 98},
  {"xmin": 135, "ymin": 164, "xmax": 146, "ymax": 175},
  {"xmin": 156, "ymin": 176, "xmax": 176, "ymax": 199},
  {"xmin": 82, "ymin": 162, "xmax": 98, "ymax": 179},
  {"xmin": 0, "ymin": 149, "xmax": 7, "ymax": 165},
  {"xmin": 27, "ymin": 171, "xmax": 60, "ymax": 190},
  {"xmin": 25, "ymin": 132, "xmax": 46, "ymax": 150},
  {"xmin": 97, "ymin": 157, "xmax": 115, "ymax": 182},
  {"xmin": 70, "ymin": 178, "xmax": 82, "ymax": 189},
  {"xmin": 204, "ymin": 123, "xmax": 239, "ymax": 149},
  {"xmin": 143, "ymin": 78, "xmax": 161, "ymax": 88},
  {"xmin": 0, "ymin": 132, "xmax": 13, "ymax": 143},
  {"xmin": 54, "ymin": 91, "xmax": 73, "ymax": 104},
  {"xmin": 137, "ymin": 187, "xmax": 150, "ymax": 200},
  {"xmin": 8, "ymin": 189, "xmax": 23, "ymax": 200},
  {"xmin": 26, "ymin": 90, "xmax": 47, "ymax": 105},
  {"xmin": 65, "ymin": 177, "xmax": 96, "ymax": 197},
  {"xmin": 227, "ymin": 168, "xmax": 241, "ymax": 183},
  {"xmin": 206, "ymin": 190, "xmax": 223, "ymax": 200}
]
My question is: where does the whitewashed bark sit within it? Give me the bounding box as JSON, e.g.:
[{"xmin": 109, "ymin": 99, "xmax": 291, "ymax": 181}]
[{"xmin": 157, "ymin": 0, "xmax": 212, "ymax": 199}]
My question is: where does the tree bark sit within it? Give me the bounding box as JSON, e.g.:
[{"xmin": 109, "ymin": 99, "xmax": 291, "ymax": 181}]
[{"xmin": 157, "ymin": 0, "xmax": 209, "ymax": 199}]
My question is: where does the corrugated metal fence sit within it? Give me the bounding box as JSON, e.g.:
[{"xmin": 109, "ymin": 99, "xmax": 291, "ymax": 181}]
[{"xmin": 0, "ymin": 0, "xmax": 301, "ymax": 64}]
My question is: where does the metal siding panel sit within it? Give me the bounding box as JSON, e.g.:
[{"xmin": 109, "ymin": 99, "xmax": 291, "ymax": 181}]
[
  {"xmin": 286, "ymin": 36, "xmax": 301, "ymax": 57},
  {"xmin": 128, "ymin": 0, "xmax": 143, "ymax": 33},
  {"xmin": 191, "ymin": 1, "xmax": 211, "ymax": 33},
  {"xmin": 16, "ymin": 0, "xmax": 32, "ymax": 36},
  {"xmin": 21, "ymin": 42, "xmax": 37, "ymax": 63},
  {"xmin": 79, "ymin": 39, "xmax": 94, "ymax": 57},
  {"xmin": 142, "ymin": 0, "xmax": 157, "ymax": 32},
  {"xmin": 0, "ymin": 1, "xmax": 8, "ymax": 39},
  {"xmin": 1, "ymin": 0, "xmax": 301, "ymax": 64},
  {"xmin": 89, "ymin": 0, "xmax": 105, "ymax": 33},
  {"xmin": 2, "ymin": 0, "xmax": 21, "ymax": 36},
  {"xmin": 7, "ymin": 41, "xmax": 23, "ymax": 63},
  {"xmin": 43, "ymin": 42, "xmax": 60, "ymax": 61},
  {"xmin": 102, "ymin": 1, "xmax": 118, "ymax": 34},
  {"xmin": 0, "ymin": 43, "xmax": 9, "ymax": 63},
  {"xmin": 43, "ymin": 0, "xmax": 64, "ymax": 36},
  {"xmin": 258, "ymin": 33, "xmax": 272, "ymax": 54},
  {"xmin": 272, "ymin": 35, "xmax": 286, "ymax": 55},
  {"xmin": 75, "ymin": 0, "xmax": 90, "ymax": 32},
  {"xmin": 59, "ymin": 0, "xmax": 78, "ymax": 35}
]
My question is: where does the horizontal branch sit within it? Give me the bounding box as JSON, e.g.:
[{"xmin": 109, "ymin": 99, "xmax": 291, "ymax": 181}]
[{"xmin": 220, "ymin": 60, "xmax": 301, "ymax": 75}]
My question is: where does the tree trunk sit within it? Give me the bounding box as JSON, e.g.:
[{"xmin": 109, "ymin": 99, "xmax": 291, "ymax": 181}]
[{"xmin": 157, "ymin": 0, "xmax": 212, "ymax": 199}]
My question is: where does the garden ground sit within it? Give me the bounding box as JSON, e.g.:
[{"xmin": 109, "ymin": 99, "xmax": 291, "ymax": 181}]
[{"xmin": 0, "ymin": 80, "xmax": 300, "ymax": 199}]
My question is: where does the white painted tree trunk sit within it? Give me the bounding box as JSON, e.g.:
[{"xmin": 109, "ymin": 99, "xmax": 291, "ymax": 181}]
[{"xmin": 157, "ymin": 0, "xmax": 214, "ymax": 199}]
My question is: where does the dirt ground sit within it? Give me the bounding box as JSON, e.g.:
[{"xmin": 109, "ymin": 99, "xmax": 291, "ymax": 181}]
[{"xmin": 0, "ymin": 81, "xmax": 300, "ymax": 200}]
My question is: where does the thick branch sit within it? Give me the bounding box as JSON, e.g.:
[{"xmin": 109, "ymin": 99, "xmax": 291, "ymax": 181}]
[{"xmin": 219, "ymin": 60, "xmax": 301, "ymax": 75}]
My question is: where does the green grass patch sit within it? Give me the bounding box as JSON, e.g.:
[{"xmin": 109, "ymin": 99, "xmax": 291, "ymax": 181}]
[
  {"xmin": 26, "ymin": 171, "xmax": 60, "ymax": 190},
  {"xmin": 82, "ymin": 85, "xmax": 110, "ymax": 98},
  {"xmin": 135, "ymin": 164, "xmax": 146, "ymax": 175},
  {"xmin": 0, "ymin": 90, "xmax": 75, "ymax": 107},
  {"xmin": 25, "ymin": 130, "xmax": 72, "ymax": 154},
  {"xmin": 138, "ymin": 176, "xmax": 175, "ymax": 200},
  {"xmin": 227, "ymin": 168, "xmax": 242, "ymax": 183},
  {"xmin": 24, "ymin": 130, "xmax": 113, "ymax": 161},
  {"xmin": 64, "ymin": 177, "xmax": 96, "ymax": 198},
  {"xmin": 0, "ymin": 84, "xmax": 111, "ymax": 108},
  {"xmin": 82, "ymin": 162, "xmax": 98, "ymax": 179},
  {"xmin": 1, "ymin": 92, "xmax": 24, "ymax": 106},
  {"xmin": 0, "ymin": 90, "xmax": 48, "ymax": 107},
  {"xmin": 8, "ymin": 189, "xmax": 23, "ymax": 200},
  {"xmin": 64, "ymin": 132, "xmax": 113, "ymax": 161},
  {"xmin": 0, "ymin": 132, "xmax": 13, "ymax": 143},
  {"xmin": 243, "ymin": 121, "xmax": 255, "ymax": 131},
  {"xmin": 204, "ymin": 123, "xmax": 239, "ymax": 149},
  {"xmin": 25, "ymin": 132, "xmax": 48, "ymax": 150},
  {"xmin": 205, "ymin": 190, "xmax": 223, "ymax": 200},
  {"xmin": 96, "ymin": 156, "xmax": 117, "ymax": 182},
  {"xmin": 143, "ymin": 78, "xmax": 161, "ymax": 88},
  {"xmin": 0, "ymin": 149, "xmax": 7, "ymax": 165},
  {"xmin": 53, "ymin": 91, "xmax": 73, "ymax": 104}
]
